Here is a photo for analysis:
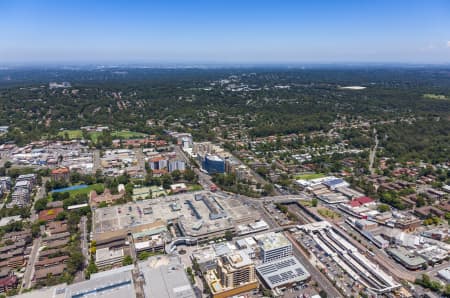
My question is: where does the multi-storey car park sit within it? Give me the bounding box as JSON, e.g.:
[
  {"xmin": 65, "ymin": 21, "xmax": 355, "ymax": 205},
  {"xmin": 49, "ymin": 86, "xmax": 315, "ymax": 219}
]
[
  {"xmin": 299, "ymin": 221, "xmax": 401, "ymax": 295},
  {"xmin": 92, "ymin": 191, "xmax": 264, "ymax": 250}
]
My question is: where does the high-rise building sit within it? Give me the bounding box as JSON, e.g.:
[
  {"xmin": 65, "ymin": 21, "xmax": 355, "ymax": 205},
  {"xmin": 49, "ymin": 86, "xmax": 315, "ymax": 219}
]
[
  {"xmin": 0, "ymin": 177, "xmax": 12, "ymax": 192},
  {"xmin": 256, "ymin": 232, "xmax": 293, "ymax": 263},
  {"xmin": 168, "ymin": 160, "xmax": 186, "ymax": 172},
  {"xmin": 199, "ymin": 154, "xmax": 225, "ymax": 174},
  {"xmin": 208, "ymin": 250, "xmax": 258, "ymax": 298},
  {"xmin": 149, "ymin": 157, "xmax": 168, "ymax": 170}
]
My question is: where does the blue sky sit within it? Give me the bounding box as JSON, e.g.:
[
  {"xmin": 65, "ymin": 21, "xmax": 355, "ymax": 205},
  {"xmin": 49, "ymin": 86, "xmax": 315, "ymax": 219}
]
[{"xmin": 0, "ymin": 0, "xmax": 449, "ymax": 64}]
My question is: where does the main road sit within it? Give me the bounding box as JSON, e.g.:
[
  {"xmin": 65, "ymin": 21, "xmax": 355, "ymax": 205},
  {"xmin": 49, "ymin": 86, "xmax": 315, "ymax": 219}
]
[
  {"xmin": 368, "ymin": 128, "xmax": 378, "ymax": 175},
  {"xmin": 21, "ymin": 237, "xmax": 41, "ymax": 291},
  {"xmin": 258, "ymin": 194, "xmax": 343, "ymax": 298},
  {"xmin": 286, "ymin": 232, "xmax": 343, "ymax": 298}
]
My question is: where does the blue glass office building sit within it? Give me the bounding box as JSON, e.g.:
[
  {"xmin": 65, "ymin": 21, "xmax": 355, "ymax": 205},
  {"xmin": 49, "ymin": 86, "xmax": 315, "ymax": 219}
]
[{"xmin": 201, "ymin": 154, "xmax": 225, "ymax": 174}]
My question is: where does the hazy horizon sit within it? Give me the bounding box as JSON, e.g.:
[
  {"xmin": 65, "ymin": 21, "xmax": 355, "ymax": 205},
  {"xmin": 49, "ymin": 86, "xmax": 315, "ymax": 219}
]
[{"xmin": 1, "ymin": 0, "xmax": 450, "ymax": 64}]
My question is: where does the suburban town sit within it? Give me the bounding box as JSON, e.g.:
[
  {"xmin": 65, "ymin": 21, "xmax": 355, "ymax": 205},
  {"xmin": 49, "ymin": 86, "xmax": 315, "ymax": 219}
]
[
  {"xmin": 0, "ymin": 115, "xmax": 449, "ymax": 298},
  {"xmin": 1, "ymin": 1, "xmax": 450, "ymax": 298}
]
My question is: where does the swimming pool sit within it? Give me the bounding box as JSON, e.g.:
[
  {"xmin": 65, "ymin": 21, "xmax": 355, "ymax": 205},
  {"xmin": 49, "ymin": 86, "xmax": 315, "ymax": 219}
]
[{"xmin": 52, "ymin": 184, "xmax": 88, "ymax": 193}]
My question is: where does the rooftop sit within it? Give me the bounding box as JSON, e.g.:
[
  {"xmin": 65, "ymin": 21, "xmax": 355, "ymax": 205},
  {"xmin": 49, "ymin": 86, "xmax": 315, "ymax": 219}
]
[
  {"xmin": 256, "ymin": 256, "xmax": 310, "ymax": 289},
  {"xmin": 138, "ymin": 255, "xmax": 195, "ymax": 298},
  {"xmin": 387, "ymin": 247, "xmax": 426, "ymax": 267},
  {"xmin": 256, "ymin": 232, "xmax": 291, "ymax": 252},
  {"xmin": 438, "ymin": 266, "xmax": 450, "ymax": 282},
  {"xmin": 95, "ymin": 247, "xmax": 124, "ymax": 262},
  {"xmin": 93, "ymin": 191, "xmax": 260, "ymax": 239}
]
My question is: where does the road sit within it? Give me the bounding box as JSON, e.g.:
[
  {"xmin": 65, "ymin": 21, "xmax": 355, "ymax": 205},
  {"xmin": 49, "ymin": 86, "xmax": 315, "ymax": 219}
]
[
  {"xmin": 285, "ymin": 232, "xmax": 343, "ymax": 298},
  {"xmin": 21, "ymin": 237, "xmax": 41, "ymax": 291},
  {"xmin": 30, "ymin": 177, "xmax": 49, "ymax": 222},
  {"xmin": 174, "ymin": 146, "xmax": 215, "ymax": 190},
  {"xmin": 129, "ymin": 235, "xmax": 137, "ymax": 262},
  {"xmin": 77, "ymin": 216, "xmax": 89, "ymax": 281},
  {"xmin": 93, "ymin": 150, "xmax": 101, "ymax": 172},
  {"xmin": 134, "ymin": 147, "xmax": 146, "ymax": 177},
  {"xmin": 253, "ymin": 192, "xmax": 342, "ymax": 298},
  {"xmin": 368, "ymin": 128, "xmax": 378, "ymax": 175}
]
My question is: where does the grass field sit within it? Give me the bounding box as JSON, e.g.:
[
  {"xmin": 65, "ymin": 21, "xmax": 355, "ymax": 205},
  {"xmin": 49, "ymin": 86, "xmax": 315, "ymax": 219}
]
[
  {"xmin": 67, "ymin": 183, "xmax": 104, "ymax": 197},
  {"xmin": 58, "ymin": 129, "xmax": 147, "ymax": 142},
  {"xmin": 189, "ymin": 184, "xmax": 203, "ymax": 191},
  {"xmin": 317, "ymin": 208, "xmax": 341, "ymax": 219},
  {"xmin": 294, "ymin": 173, "xmax": 326, "ymax": 180},
  {"xmin": 298, "ymin": 200, "xmax": 312, "ymax": 207}
]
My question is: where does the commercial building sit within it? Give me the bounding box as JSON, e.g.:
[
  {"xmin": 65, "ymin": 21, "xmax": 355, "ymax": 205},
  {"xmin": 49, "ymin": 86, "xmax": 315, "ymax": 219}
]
[
  {"xmin": 51, "ymin": 167, "xmax": 70, "ymax": 181},
  {"xmin": 386, "ymin": 247, "xmax": 426, "ymax": 270},
  {"xmin": 21, "ymin": 265, "xmax": 136, "ymax": 298},
  {"xmin": 236, "ymin": 220, "xmax": 269, "ymax": 236},
  {"xmin": 95, "ymin": 247, "xmax": 125, "ymax": 269},
  {"xmin": 199, "ymin": 154, "xmax": 225, "ymax": 174},
  {"xmin": 132, "ymin": 225, "xmax": 167, "ymax": 254},
  {"xmin": 394, "ymin": 216, "xmax": 422, "ymax": 232},
  {"xmin": 191, "ymin": 246, "xmax": 218, "ymax": 273},
  {"xmin": 416, "ymin": 246, "xmax": 448, "ymax": 264},
  {"xmin": 138, "ymin": 255, "xmax": 195, "ymax": 298},
  {"xmin": 206, "ymin": 250, "xmax": 258, "ymax": 298},
  {"xmin": 256, "ymin": 256, "xmax": 310, "ymax": 289},
  {"xmin": 299, "ymin": 221, "xmax": 400, "ymax": 294},
  {"xmin": 322, "ymin": 178, "xmax": 349, "ymax": 190},
  {"xmin": 437, "ymin": 267, "xmax": 450, "ymax": 283},
  {"xmin": 256, "ymin": 232, "xmax": 293, "ymax": 263},
  {"xmin": 93, "ymin": 192, "xmax": 262, "ymax": 246},
  {"xmin": 89, "ymin": 188, "xmax": 125, "ymax": 207}
]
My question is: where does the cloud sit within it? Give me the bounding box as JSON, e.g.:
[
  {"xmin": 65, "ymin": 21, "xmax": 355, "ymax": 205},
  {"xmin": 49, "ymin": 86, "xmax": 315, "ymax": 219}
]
[{"xmin": 447, "ymin": 41, "xmax": 450, "ymax": 48}]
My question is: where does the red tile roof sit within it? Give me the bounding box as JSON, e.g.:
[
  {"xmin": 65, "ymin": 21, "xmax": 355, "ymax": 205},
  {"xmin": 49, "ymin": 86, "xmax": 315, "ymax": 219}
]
[
  {"xmin": 356, "ymin": 196, "xmax": 374, "ymax": 204},
  {"xmin": 0, "ymin": 275, "xmax": 17, "ymax": 287},
  {"xmin": 51, "ymin": 167, "xmax": 69, "ymax": 175},
  {"xmin": 348, "ymin": 200, "xmax": 361, "ymax": 208}
]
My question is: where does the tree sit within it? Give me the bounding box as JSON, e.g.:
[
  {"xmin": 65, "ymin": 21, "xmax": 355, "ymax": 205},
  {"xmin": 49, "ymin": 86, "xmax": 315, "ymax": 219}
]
[
  {"xmin": 85, "ymin": 258, "xmax": 98, "ymax": 279},
  {"xmin": 67, "ymin": 249, "xmax": 84, "ymax": 275},
  {"xmin": 262, "ymin": 289, "xmax": 273, "ymax": 297},
  {"xmin": 263, "ymin": 184, "xmax": 274, "ymax": 196},
  {"xmin": 377, "ymin": 204, "xmax": 390, "ymax": 213},
  {"xmin": 311, "ymin": 198, "xmax": 318, "ymax": 207},
  {"xmin": 443, "ymin": 284, "xmax": 450, "ymax": 297},
  {"xmin": 31, "ymin": 222, "xmax": 42, "ymax": 238},
  {"xmin": 70, "ymin": 172, "xmax": 82, "ymax": 184},
  {"xmin": 34, "ymin": 197, "xmax": 48, "ymax": 212},
  {"xmin": 183, "ymin": 168, "xmax": 196, "ymax": 182},
  {"xmin": 122, "ymin": 255, "xmax": 133, "ymax": 266},
  {"xmin": 56, "ymin": 211, "xmax": 68, "ymax": 221},
  {"xmin": 161, "ymin": 174, "xmax": 173, "ymax": 189},
  {"xmin": 319, "ymin": 290, "xmax": 327, "ymax": 298},
  {"xmin": 171, "ymin": 170, "xmax": 182, "ymax": 181},
  {"xmin": 225, "ymin": 230, "xmax": 233, "ymax": 241},
  {"xmin": 416, "ymin": 196, "xmax": 426, "ymax": 208}
]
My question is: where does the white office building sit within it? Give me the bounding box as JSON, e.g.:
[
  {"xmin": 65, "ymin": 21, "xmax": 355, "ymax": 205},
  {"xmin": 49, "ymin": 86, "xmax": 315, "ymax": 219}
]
[{"xmin": 256, "ymin": 232, "xmax": 293, "ymax": 263}]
